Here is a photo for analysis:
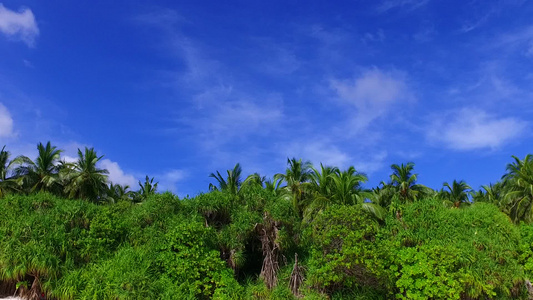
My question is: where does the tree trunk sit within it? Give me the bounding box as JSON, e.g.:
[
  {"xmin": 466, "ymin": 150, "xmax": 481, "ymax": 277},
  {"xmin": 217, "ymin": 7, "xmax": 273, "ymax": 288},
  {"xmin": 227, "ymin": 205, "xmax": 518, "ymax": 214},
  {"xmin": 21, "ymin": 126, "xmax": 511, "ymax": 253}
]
[
  {"xmin": 289, "ymin": 253, "xmax": 304, "ymax": 297},
  {"xmin": 257, "ymin": 212, "xmax": 281, "ymax": 289}
]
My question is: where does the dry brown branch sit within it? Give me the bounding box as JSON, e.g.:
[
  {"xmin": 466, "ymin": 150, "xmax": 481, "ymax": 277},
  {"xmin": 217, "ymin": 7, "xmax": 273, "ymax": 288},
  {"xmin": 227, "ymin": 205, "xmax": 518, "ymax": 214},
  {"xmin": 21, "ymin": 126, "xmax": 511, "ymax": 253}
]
[
  {"xmin": 289, "ymin": 253, "xmax": 305, "ymax": 297},
  {"xmin": 258, "ymin": 212, "xmax": 281, "ymax": 289}
]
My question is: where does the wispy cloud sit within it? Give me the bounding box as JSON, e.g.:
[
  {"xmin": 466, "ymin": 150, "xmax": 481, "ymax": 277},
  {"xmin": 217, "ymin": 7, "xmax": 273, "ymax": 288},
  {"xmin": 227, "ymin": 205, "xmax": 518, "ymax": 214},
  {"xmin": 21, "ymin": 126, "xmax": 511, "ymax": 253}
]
[
  {"xmin": 137, "ymin": 8, "xmax": 285, "ymax": 159},
  {"xmin": 354, "ymin": 151, "xmax": 388, "ymax": 174},
  {"xmin": 0, "ymin": 3, "xmax": 39, "ymax": 47},
  {"xmin": 252, "ymin": 40, "xmax": 301, "ymax": 75},
  {"xmin": 281, "ymin": 136, "xmax": 389, "ymax": 175},
  {"xmin": 426, "ymin": 108, "xmax": 528, "ymax": 150},
  {"xmin": 0, "ymin": 102, "xmax": 14, "ymax": 138},
  {"xmin": 362, "ymin": 29, "xmax": 386, "ymax": 44},
  {"xmin": 156, "ymin": 169, "xmax": 187, "ymax": 194},
  {"xmin": 460, "ymin": 12, "xmax": 493, "ymax": 33},
  {"xmin": 330, "ymin": 68, "xmax": 412, "ymax": 131},
  {"xmin": 285, "ymin": 139, "xmax": 351, "ymax": 169},
  {"xmin": 459, "ymin": 1, "xmax": 525, "ymax": 33},
  {"xmin": 377, "ymin": 0, "xmax": 429, "ymax": 13},
  {"xmin": 494, "ymin": 26, "xmax": 533, "ymax": 57}
]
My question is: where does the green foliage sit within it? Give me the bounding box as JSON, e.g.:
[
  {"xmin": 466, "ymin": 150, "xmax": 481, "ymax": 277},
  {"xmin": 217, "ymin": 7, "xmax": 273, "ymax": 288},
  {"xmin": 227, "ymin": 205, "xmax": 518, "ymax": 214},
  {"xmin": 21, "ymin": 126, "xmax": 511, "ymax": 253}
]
[
  {"xmin": 503, "ymin": 154, "xmax": 533, "ymax": 223},
  {"xmin": 305, "ymin": 205, "xmax": 382, "ymax": 294},
  {"xmin": 519, "ymin": 223, "xmax": 533, "ymax": 279},
  {"xmin": 157, "ymin": 217, "xmax": 237, "ymax": 298},
  {"xmin": 377, "ymin": 199, "xmax": 524, "ymax": 299},
  {"xmin": 3, "ymin": 147, "xmax": 533, "ymax": 299},
  {"xmin": 63, "ymin": 147, "xmax": 109, "ymax": 201}
]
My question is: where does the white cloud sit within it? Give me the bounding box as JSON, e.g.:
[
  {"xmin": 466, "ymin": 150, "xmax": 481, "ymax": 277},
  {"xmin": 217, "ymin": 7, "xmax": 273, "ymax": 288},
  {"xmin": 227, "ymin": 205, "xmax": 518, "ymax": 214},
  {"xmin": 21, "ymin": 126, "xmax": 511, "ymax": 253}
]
[
  {"xmin": 330, "ymin": 68, "xmax": 411, "ymax": 130},
  {"xmin": 99, "ymin": 159, "xmax": 137, "ymax": 187},
  {"xmin": 61, "ymin": 155, "xmax": 77, "ymax": 163},
  {"xmin": 0, "ymin": 102, "xmax": 14, "ymax": 137},
  {"xmin": 0, "ymin": 3, "xmax": 39, "ymax": 47},
  {"xmin": 283, "ymin": 139, "xmax": 389, "ymax": 174},
  {"xmin": 427, "ymin": 108, "xmax": 528, "ymax": 150},
  {"xmin": 286, "ymin": 140, "xmax": 351, "ymax": 168},
  {"xmin": 157, "ymin": 169, "xmax": 187, "ymax": 193}
]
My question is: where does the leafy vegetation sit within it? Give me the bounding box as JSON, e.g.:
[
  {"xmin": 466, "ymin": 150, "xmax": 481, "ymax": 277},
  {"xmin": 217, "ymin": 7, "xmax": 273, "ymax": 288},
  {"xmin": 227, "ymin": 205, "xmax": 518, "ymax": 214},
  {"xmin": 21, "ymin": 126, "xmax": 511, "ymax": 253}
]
[{"xmin": 1, "ymin": 142, "xmax": 533, "ymax": 299}]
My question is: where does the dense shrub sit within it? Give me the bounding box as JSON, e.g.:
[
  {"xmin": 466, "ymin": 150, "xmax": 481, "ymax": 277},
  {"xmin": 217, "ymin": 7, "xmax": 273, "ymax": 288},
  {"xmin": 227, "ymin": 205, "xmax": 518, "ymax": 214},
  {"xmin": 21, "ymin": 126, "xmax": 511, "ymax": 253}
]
[
  {"xmin": 376, "ymin": 199, "xmax": 524, "ymax": 299},
  {"xmin": 1, "ymin": 192, "xmax": 532, "ymax": 299},
  {"xmin": 305, "ymin": 205, "xmax": 384, "ymax": 295}
]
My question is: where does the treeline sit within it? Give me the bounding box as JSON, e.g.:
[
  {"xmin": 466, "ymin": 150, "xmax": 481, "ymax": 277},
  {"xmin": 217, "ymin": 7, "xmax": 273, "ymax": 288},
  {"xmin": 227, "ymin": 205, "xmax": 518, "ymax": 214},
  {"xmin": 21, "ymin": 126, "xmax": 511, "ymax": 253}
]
[
  {"xmin": 0, "ymin": 142, "xmax": 158, "ymax": 203},
  {"xmin": 0, "ymin": 142, "xmax": 533, "ymax": 299}
]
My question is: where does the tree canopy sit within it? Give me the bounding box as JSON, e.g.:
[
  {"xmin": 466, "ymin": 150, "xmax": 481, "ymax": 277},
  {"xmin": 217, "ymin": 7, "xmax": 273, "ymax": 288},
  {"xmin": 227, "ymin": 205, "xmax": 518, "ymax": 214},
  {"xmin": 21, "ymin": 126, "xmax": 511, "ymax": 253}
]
[{"xmin": 1, "ymin": 142, "xmax": 533, "ymax": 299}]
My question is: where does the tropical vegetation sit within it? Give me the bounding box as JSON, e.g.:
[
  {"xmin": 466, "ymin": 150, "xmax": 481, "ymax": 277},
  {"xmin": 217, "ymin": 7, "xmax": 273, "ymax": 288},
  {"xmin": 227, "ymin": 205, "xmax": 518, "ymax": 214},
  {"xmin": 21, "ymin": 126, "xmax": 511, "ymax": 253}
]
[{"xmin": 1, "ymin": 142, "xmax": 533, "ymax": 299}]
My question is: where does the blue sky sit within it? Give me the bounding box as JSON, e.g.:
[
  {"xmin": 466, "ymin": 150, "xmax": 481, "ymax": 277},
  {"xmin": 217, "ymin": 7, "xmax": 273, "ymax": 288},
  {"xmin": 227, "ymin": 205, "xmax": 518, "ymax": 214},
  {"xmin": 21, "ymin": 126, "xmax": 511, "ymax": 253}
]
[{"xmin": 0, "ymin": 0, "xmax": 532, "ymax": 196}]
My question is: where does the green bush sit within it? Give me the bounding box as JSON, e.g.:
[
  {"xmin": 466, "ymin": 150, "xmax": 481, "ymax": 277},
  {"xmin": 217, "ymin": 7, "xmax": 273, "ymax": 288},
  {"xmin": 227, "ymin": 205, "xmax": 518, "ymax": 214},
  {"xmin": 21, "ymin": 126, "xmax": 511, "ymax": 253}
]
[
  {"xmin": 305, "ymin": 205, "xmax": 383, "ymax": 294},
  {"xmin": 377, "ymin": 199, "xmax": 523, "ymax": 299},
  {"xmin": 519, "ymin": 223, "xmax": 533, "ymax": 280},
  {"xmin": 157, "ymin": 216, "xmax": 241, "ymax": 299}
]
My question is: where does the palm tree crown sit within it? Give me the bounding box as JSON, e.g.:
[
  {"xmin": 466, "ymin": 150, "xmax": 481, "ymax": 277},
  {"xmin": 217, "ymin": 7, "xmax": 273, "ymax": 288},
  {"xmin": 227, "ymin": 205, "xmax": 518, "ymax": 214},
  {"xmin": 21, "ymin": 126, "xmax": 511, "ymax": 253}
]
[
  {"xmin": 209, "ymin": 163, "xmax": 242, "ymax": 195},
  {"xmin": 502, "ymin": 154, "xmax": 533, "ymax": 223},
  {"xmin": 15, "ymin": 142, "xmax": 63, "ymax": 193},
  {"xmin": 0, "ymin": 146, "xmax": 22, "ymax": 197},
  {"xmin": 64, "ymin": 147, "xmax": 109, "ymax": 201},
  {"xmin": 389, "ymin": 162, "xmax": 428, "ymax": 202},
  {"xmin": 440, "ymin": 180, "xmax": 472, "ymax": 208}
]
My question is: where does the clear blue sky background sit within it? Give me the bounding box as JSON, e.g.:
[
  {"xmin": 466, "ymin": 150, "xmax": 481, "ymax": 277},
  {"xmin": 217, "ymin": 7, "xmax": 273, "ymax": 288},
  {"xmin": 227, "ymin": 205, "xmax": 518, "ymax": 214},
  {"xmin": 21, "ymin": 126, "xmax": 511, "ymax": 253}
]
[{"xmin": 0, "ymin": 0, "xmax": 532, "ymax": 196}]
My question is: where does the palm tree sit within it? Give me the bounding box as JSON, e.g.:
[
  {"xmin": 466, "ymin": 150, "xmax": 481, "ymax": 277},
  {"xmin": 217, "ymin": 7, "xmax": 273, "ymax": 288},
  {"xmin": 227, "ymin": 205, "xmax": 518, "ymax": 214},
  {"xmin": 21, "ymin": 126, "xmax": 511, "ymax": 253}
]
[
  {"xmin": 264, "ymin": 177, "xmax": 285, "ymax": 196},
  {"xmin": 308, "ymin": 163, "xmax": 338, "ymax": 198},
  {"xmin": 242, "ymin": 172, "xmax": 266, "ymax": 188},
  {"xmin": 0, "ymin": 146, "xmax": 22, "ymax": 197},
  {"xmin": 209, "ymin": 163, "xmax": 242, "ymax": 196},
  {"xmin": 502, "ymin": 154, "xmax": 533, "ymax": 223},
  {"xmin": 275, "ymin": 158, "xmax": 312, "ymax": 218},
  {"xmin": 389, "ymin": 162, "xmax": 429, "ymax": 202},
  {"xmin": 439, "ymin": 180, "xmax": 472, "ymax": 208},
  {"xmin": 329, "ymin": 166, "xmax": 368, "ymax": 205},
  {"xmin": 135, "ymin": 175, "xmax": 158, "ymax": 202},
  {"xmin": 63, "ymin": 147, "xmax": 109, "ymax": 202},
  {"xmin": 472, "ymin": 182, "xmax": 506, "ymax": 206},
  {"xmin": 15, "ymin": 142, "xmax": 63, "ymax": 194},
  {"xmin": 105, "ymin": 183, "xmax": 134, "ymax": 203},
  {"xmin": 369, "ymin": 182, "xmax": 396, "ymax": 208}
]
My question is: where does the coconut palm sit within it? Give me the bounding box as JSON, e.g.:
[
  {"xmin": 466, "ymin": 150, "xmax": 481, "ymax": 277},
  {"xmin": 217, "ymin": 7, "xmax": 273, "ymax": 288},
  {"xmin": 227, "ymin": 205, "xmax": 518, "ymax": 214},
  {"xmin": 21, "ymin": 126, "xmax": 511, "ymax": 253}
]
[
  {"xmin": 329, "ymin": 166, "xmax": 368, "ymax": 205},
  {"xmin": 209, "ymin": 163, "xmax": 242, "ymax": 196},
  {"xmin": 264, "ymin": 177, "xmax": 287, "ymax": 197},
  {"xmin": 502, "ymin": 154, "xmax": 533, "ymax": 223},
  {"xmin": 63, "ymin": 147, "xmax": 109, "ymax": 202},
  {"xmin": 242, "ymin": 172, "xmax": 266, "ymax": 188},
  {"xmin": 439, "ymin": 180, "xmax": 472, "ymax": 208},
  {"xmin": 105, "ymin": 183, "xmax": 134, "ymax": 203},
  {"xmin": 275, "ymin": 158, "xmax": 312, "ymax": 218},
  {"xmin": 472, "ymin": 182, "xmax": 507, "ymax": 210},
  {"xmin": 134, "ymin": 175, "xmax": 158, "ymax": 202},
  {"xmin": 300, "ymin": 164, "xmax": 338, "ymax": 220},
  {"xmin": 15, "ymin": 142, "xmax": 63, "ymax": 194},
  {"xmin": 389, "ymin": 162, "xmax": 429, "ymax": 202},
  {"xmin": 0, "ymin": 145, "xmax": 22, "ymax": 197},
  {"xmin": 308, "ymin": 163, "xmax": 338, "ymax": 198},
  {"xmin": 369, "ymin": 182, "xmax": 396, "ymax": 208}
]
